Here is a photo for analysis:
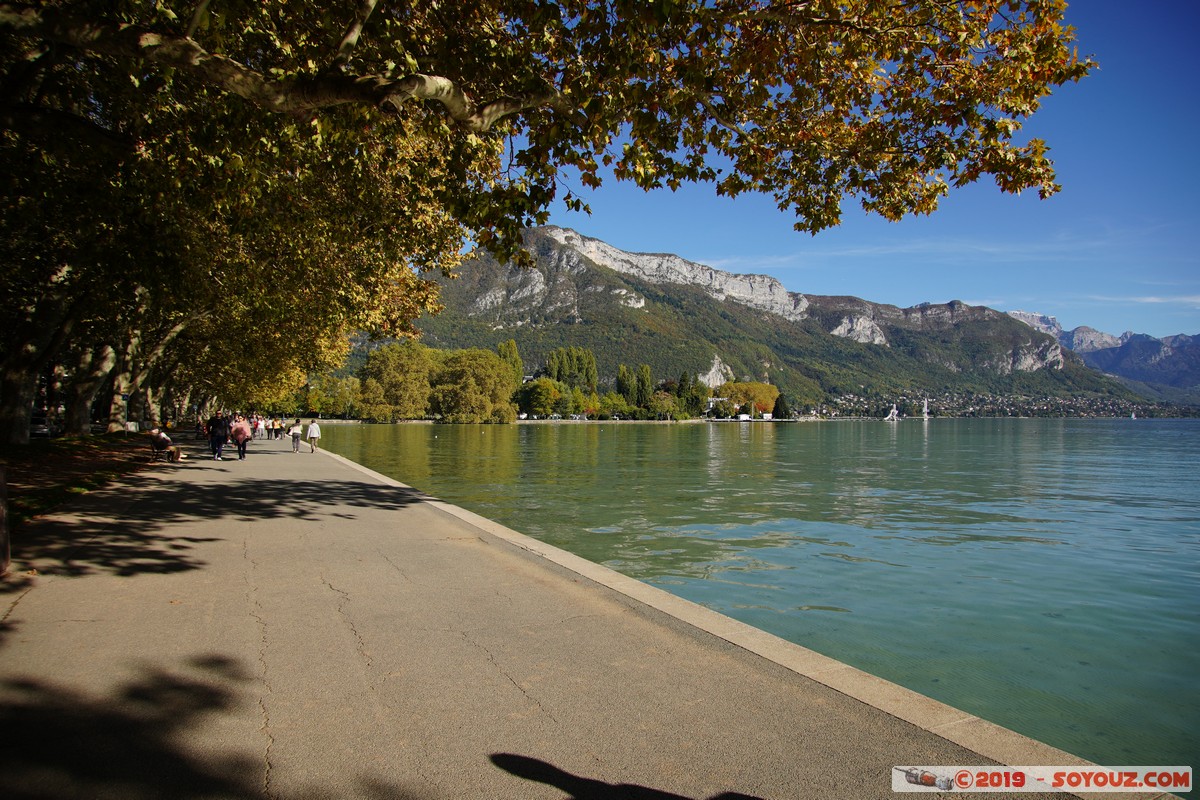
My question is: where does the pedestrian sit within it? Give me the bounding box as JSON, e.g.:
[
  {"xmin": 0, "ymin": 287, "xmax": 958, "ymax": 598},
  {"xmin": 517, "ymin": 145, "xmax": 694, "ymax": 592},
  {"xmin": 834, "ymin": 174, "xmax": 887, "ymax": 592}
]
[
  {"xmin": 207, "ymin": 411, "xmax": 230, "ymax": 460},
  {"xmin": 230, "ymin": 414, "xmax": 252, "ymax": 460},
  {"xmin": 288, "ymin": 418, "xmax": 303, "ymax": 452},
  {"xmin": 306, "ymin": 418, "xmax": 322, "ymax": 453}
]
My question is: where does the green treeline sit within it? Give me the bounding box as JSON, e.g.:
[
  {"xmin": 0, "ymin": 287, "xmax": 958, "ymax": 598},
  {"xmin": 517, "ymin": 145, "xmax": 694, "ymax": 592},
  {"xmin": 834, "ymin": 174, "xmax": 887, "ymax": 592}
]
[{"xmin": 310, "ymin": 340, "xmax": 785, "ymax": 423}]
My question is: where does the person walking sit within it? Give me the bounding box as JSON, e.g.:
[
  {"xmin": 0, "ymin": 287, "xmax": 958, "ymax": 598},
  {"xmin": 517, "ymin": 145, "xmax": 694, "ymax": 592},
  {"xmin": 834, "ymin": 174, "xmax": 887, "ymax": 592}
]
[
  {"xmin": 230, "ymin": 415, "xmax": 252, "ymax": 460},
  {"xmin": 288, "ymin": 418, "xmax": 303, "ymax": 453},
  {"xmin": 306, "ymin": 419, "xmax": 322, "ymax": 453},
  {"xmin": 206, "ymin": 411, "xmax": 230, "ymax": 460}
]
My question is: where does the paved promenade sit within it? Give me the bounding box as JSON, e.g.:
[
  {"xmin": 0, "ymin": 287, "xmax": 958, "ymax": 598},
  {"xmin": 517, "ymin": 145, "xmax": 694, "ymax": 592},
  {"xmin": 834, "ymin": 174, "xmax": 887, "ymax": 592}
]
[{"xmin": 0, "ymin": 434, "xmax": 1152, "ymax": 799}]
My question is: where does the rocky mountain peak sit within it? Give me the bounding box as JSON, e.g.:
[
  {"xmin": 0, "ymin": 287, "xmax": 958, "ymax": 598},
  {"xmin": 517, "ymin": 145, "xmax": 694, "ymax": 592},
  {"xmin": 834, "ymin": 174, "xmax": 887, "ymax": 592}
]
[
  {"xmin": 540, "ymin": 226, "xmax": 811, "ymax": 322},
  {"xmin": 1007, "ymin": 310, "xmax": 1063, "ymax": 337},
  {"xmin": 1006, "ymin": 310, "xmax": 1199, "ymax": 398},
  {"xmin": 1008, "ymin": 311, "xmax": 1123, "ymax": 353},
  {"xmin": 1066, "ymin": 326, "xmax": 1123, "ymax": 353}
]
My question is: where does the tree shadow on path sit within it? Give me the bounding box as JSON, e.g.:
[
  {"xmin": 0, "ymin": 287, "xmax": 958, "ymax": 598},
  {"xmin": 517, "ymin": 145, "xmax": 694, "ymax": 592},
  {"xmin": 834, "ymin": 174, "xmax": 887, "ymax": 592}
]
[
  {"xmin": 4, "ymin": 449, "xmax": 428, "ymax": 586},
  {"xmin": 0, "ymin": 654, "xmax": 423, "ymax": 800}
]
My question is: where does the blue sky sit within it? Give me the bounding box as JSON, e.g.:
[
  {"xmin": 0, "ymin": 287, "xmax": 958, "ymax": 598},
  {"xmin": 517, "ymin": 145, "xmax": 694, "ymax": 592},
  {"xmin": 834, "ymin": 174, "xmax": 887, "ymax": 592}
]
[{"xmin": 544, "ymin": 1, "xmax": 1199, "ymax": 339}]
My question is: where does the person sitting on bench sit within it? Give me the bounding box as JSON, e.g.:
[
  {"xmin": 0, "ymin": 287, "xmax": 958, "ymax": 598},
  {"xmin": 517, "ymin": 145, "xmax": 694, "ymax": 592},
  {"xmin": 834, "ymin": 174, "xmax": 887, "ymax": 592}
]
[{"xmin": 150, "ymin": 428, "xmax": 184, "ymax": 462}]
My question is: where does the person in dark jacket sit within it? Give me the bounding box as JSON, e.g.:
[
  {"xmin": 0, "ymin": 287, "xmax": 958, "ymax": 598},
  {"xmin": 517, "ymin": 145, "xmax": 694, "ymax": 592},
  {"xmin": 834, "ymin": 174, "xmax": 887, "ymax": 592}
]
[{"xmin": 207, "ymin": 411, "xmax": 231, "ymax": 460}]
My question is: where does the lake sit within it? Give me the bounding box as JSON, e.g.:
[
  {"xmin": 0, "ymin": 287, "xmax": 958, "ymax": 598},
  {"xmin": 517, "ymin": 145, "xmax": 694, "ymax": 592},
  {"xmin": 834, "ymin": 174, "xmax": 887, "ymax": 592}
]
[{"xmin": 320, "ymin": 417, "xmax": 1200, "ymax": 770}]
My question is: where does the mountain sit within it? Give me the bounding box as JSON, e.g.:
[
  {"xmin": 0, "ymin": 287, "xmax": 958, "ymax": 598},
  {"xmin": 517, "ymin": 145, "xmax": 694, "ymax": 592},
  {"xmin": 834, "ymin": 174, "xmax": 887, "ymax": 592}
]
[
  {"xmin": 416, "ymin": 227, "xmax": 1131, "ymax": 406},
  {"xmin": 1007, "ymin": 311, "xmax": 1200, "ymax": 402},
  {"xmin": 1007, "ymin": 311, "xmax": 1124, "ymax": 352}
]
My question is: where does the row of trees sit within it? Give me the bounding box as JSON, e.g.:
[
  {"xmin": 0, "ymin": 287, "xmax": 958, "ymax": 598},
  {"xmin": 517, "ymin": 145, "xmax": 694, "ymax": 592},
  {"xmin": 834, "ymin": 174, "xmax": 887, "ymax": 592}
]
[
  {"xmin": 1, "ymin": 2, "xmax": 1090, "ymax": 443},
  {"xmin": 320, "ymin": 340, "xmax": 788, "ymax": 423}
]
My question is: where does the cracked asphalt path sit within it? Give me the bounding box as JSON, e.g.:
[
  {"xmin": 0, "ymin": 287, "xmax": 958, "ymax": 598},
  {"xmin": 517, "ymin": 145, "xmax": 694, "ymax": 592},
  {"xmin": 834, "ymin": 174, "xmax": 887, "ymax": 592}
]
[{"xmin": 0, "ymin": 433, "xmax": 1088, "ymax": 800}]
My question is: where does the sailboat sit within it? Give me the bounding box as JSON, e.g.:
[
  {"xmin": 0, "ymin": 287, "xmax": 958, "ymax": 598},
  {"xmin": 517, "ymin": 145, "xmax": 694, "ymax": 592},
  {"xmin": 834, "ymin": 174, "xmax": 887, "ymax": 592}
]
[
  {"xmin": 884, "ymin": 403, "xmax": 900, "ymax": 422},
  {"xmin": 922, "ymin": 398, "xmax": 930, "ymax": 420}
]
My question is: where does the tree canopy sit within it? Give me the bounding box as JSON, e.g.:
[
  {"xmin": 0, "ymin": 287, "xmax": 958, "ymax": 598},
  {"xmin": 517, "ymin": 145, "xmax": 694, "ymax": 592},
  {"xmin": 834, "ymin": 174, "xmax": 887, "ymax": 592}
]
[
  {"xmin": 0, "ymin": 0, "xmax": 1092, "ymax": 442},
  {"xmin": 717, "ymin": 381, "xmax": 780, "ymax": 415},
  {"xmin": 1, "ymin": 0, "xmax": 1092, "ymax": 255}
]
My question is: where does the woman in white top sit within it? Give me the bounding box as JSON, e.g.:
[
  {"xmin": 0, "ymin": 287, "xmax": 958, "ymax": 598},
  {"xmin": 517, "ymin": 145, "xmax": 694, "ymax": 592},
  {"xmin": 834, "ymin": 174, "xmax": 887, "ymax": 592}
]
[
  {"xmin": 306, "ymin": 419, "xmax": 321, "ymax": 452},
  {"xmin": 288, "ymin": 418, "xmax": 303, "ymax": 452}
]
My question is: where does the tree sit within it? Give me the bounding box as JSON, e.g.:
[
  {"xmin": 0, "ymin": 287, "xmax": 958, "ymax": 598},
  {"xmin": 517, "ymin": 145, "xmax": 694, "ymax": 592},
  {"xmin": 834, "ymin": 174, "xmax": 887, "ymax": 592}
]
[
  {"xmin": 772, "ymin": 394, "xmax": 792, "ymax": 420},
  {"xmin": 636, "ymin": 365, "xmax": 654, "ymax": 409},
  {"xmin": 648, "ymin": 391, "xmax": 678, "ymax": 420},
  {"xmin": 311, "ymin": 375, "xmax": 361, "ymax": 419},
  {"xmin": 0, "ymin": 1, "xmax": 1093, "ymax": 439},
  {"xmin": 359, "ymin": 341, "xmax": 437, "ymax": 419},
  {"xmin": 718, "ymin": 381, "xmax": 781, "ymax": 416},
  {"xmin": 598, "ymin": 392, "xmax": 632, "ymax": 420},
  {"xmin": 544, "ymin": 346, "xmax": 598, "ymax": 392},
  {"xmin": 358, "ymin": 377, "xmax": 392, "ymax": 422},
  {"xmin": 569, "ymin": 386, "xmax": 587, "ymax": 417},
  {"xmin": 616, "ymin": 365, "xmax": 635, "ymax": 406},
  {"xmin": 428, "ymin": 349, "xmax": 518, "ymax": 423},
  {"xmin": 709, "ymin": 398, "xmax": 737, "ymax": 419},
  {"xmin": 517, "ymin": 377, "xmax": 560, "ymax": 418},
  {"xmin": 583, "ymin": 390, "xmax": 601, "ymax": 418},
  {"xmin": 675, "ymin": 371, "xmax": 709, "ymax": 417},
  {"xmin": 497, "ymin": 340, "xmax": 524, "ymax": 386}
]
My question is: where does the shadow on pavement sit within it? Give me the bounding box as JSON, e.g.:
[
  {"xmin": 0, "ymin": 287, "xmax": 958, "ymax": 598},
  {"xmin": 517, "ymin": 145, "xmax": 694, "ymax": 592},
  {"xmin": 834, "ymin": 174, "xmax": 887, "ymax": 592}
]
[
  {"xmin": 0, "ymin": 654, "xmax": 422, "ymax": 800},
  {"xmin": 490, "ymin": 753, "xmax": 766, "ymax": 800},
  {"xmin": 4, "ymin": 449, "xmax": 426, "ymax": 585}
]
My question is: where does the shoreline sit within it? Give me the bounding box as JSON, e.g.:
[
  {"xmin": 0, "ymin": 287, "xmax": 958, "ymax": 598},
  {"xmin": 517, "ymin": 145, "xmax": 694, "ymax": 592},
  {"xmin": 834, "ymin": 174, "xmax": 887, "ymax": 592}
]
[
  {"xmin": 299, "ymin": 414, "xmax": 1191, "ymax": 426},
  {"xmin": 314, "ymin": 419, "xmax": 1197, "ymax": 785},
  {"xmin": 326, "ymin": 447, "xmax": 1144, "ymax": 798},
  {"xmin": 3, "ymin": 436, "xmax": 1179, "ymax": 798}
]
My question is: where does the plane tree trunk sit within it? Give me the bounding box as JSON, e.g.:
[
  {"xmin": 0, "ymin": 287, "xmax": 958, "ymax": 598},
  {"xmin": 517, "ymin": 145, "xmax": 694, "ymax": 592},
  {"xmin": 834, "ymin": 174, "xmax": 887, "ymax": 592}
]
[{"xmin": 62, "ymin": 344, "xmax": 117, "ymax": 436}]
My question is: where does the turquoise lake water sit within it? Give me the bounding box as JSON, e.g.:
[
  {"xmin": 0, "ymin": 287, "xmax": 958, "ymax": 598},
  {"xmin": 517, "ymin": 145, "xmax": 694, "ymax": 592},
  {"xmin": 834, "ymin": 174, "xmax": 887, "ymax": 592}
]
[{"xmin": 320, "ymin": 418, "xmax": 1200, "ymax": 770}]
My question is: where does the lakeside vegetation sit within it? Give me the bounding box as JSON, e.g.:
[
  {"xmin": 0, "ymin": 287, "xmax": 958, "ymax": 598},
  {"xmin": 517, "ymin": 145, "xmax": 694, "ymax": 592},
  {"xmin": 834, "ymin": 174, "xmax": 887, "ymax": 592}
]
[
  {"xmin": 296, "ymin": 340, "xmax": 1193, "ymax": 424},
  {"xmin": 316, "ymin": 340, "xmax": 783, "ymax": 423}
]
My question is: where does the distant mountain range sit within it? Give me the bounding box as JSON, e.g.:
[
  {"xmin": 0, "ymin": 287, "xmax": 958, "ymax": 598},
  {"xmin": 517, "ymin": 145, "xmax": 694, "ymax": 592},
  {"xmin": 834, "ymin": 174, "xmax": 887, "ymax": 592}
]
[
  {"xmin": 414, "ymin": 227, "xmax": 1141, "ymax": 406},
  {"xmin": 1007, "ymin": 312, "xmax": 1199, "ymax": 403}
]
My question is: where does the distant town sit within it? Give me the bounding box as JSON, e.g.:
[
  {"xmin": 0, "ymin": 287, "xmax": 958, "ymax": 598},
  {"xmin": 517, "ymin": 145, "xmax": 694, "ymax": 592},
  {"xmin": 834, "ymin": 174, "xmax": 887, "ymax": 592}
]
[{"xmin": 818, "ymin": 392, "xmax": 1195, "ymax": 419}]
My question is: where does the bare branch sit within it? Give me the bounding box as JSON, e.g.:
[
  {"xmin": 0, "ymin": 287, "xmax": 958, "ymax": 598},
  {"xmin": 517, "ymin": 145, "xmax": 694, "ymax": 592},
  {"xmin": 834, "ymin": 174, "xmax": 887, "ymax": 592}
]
[
  {"xmin": 185, "ymin": 0, "xmax": 211, "ymax": 39},
  {"xmin": 329, "ymin": 0, "xmax": 380, "ymax": 73},
  {"xmin": 698, "ymin": 96, "xmax": 746, "ymax": 136}
]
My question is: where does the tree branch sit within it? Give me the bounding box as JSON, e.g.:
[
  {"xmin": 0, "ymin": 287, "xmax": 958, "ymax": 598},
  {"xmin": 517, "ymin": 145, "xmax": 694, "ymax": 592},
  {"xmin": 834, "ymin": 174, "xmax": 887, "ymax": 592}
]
[
  {"xmin": 185, "ymin": 0, "xmax": 210, "ymax": 39},
  {"xmin": 329, "ymin": 0, "xmax": 380, "ymax": 73},
  {"xmin": 0, "ymin": 3, "xmax": 566, "ymax": 131}
]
